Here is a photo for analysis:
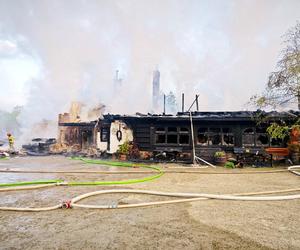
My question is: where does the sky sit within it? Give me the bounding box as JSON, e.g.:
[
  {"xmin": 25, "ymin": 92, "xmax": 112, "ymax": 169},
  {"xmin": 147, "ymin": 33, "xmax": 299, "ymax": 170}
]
[{"xmin": 0, "ymin": 0, "xmax": 300, "ymax": 123}]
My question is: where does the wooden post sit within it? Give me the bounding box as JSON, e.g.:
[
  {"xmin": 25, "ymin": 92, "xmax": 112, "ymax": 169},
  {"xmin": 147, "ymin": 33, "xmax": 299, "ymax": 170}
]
[
  {"xmin": 163, "ymin": 94, "xmax": 166, "ymax": 115},
  {"xmin": 196, "ymin": 94, "xmax": 199, "ymax": 111},
  {"xmin": 189, "ymin": 112, "xmax": 196, "ymax": 164}
]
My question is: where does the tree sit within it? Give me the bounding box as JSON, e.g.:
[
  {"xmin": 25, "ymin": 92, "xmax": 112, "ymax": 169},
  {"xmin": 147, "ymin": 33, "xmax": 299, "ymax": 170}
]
[{"xmin": 251, "ymin": 21, "xmax": 300, "ymax": 110}]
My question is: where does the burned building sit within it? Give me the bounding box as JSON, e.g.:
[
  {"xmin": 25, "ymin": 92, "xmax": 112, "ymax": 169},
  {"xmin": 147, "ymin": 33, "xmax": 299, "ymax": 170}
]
[
  {"xmin": 58, "ymin": 110, "xmax": 299, "ymax": 163},
  {"xmin": 97, "ymin": 111, "xmax": 299, "ymax": 162}
]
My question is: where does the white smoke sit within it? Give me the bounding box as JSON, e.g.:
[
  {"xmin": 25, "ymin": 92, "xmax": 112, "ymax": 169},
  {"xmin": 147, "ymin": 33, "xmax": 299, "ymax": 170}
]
[{"xmin": 0, "ymin": 0, "xmax": 299, "ymax": 143}]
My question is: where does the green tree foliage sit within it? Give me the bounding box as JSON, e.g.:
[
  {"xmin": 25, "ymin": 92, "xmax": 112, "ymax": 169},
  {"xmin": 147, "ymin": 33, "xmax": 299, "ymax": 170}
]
[
  {"xmin": 265, "ymin": 119, "xmax": 300, "ymax": 141},
  {"xmin": 266, "ymin": 123, "xmax": 290, "ymax": 140},
  {"xmin": 251, "ymin": 22, "xmax": 300, "ymax": 110}
]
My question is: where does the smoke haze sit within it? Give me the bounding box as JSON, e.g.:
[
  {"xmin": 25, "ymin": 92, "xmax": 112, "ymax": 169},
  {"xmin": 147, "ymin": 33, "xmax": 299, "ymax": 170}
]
[{"xmin": 0, "ymin": 0, "xmax": 299, "ymax": 140}]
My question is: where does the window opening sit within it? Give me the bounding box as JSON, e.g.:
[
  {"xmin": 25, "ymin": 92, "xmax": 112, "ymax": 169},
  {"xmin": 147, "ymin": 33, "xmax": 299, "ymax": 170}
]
[
  {"xmin": 179, "ymin": 134, "xmax": 189, "ymax": 144},
  {"xmin": 242, "ymin": 128, "xmax": 255, "ymax": 146},
  {"xmin": 167, "ymin": 134, "xmax": 177, "ymax": 144},
  {"xmin": 156, "ymin": 134, "xmax": 166, "ymax": 144}
]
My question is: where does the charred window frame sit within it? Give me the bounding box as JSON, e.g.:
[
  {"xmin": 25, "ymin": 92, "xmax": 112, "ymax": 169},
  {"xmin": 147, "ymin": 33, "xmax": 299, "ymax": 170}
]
[
  {"xmin": 256, "ymin": 127, "xmax": 269, "ymax": 147},
  {"xmin": 155, "ymin": 127, "xmax": 166, "ymax": 144},
  {"xmin": 222, "ymin": 128, "xmax": 235, "ymax": 146},
  {"xmin": 178, "ymin": 127, "xmax": 190, "ymax": 145},
  {"xmin": 242, "ymin": 128, "xmax": 255, "ymax": 146},
  {"xmin": 242, "ymin": 127, "xmax": 270, "ymax": 147},
  {"xmin": 154, "ymin": 126, "xmax": 190, "ymax": 145},
  {"xmin": 208, "ymin": 128, "xmax": 222, "ymax": 146},
  {"xmin": 166, "ymin": 127, "xmax": 178, "ymax": 144},
  {"xmin": 197, "ymin": 127, "xmax": 231, "ymax": 146},
  {"xmin": 197, "ymin": 128, "xmax": 209, "ymax": 146}
]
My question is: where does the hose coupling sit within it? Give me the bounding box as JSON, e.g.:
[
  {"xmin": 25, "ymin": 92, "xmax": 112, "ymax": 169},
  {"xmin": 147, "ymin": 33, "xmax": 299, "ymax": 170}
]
[{"xmin": 62, "ymin": 200, "xmax": 72, "ymax": 209}]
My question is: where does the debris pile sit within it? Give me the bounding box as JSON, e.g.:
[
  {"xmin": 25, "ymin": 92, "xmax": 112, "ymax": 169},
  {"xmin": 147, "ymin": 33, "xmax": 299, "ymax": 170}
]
[
  {"xmin": 22, "ymin": 138, "xmax": 57, "ymax": 156},
  {"xmin": 49, "ymin": 143, "xmax": 68, "ymax": 154}
]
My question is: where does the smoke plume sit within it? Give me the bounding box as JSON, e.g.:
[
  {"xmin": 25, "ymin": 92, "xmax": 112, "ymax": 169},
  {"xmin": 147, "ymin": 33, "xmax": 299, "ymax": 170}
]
[{"xmin": 0, "ymin": 0, "xmax": 299, "ymax": 143}]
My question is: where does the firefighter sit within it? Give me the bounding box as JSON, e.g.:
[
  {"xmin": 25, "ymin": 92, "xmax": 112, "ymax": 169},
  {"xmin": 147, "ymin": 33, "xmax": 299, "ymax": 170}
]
[{"xmin": 7, "ymin": 133, "xmax": 15, "ymax": 151}]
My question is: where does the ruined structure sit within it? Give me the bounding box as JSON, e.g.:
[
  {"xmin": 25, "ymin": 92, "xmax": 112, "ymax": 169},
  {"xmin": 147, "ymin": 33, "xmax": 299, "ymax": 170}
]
[
  {"xmin": 100, "ymin": 111, "xmax": 297, "ymax": 162},
  {"xmin": 56, "ymin": 102, "xmax": 101, "ymax": 152},
  {"xmin": 58, "ymin": 109, "xmax": 299, "ymax": 163}
]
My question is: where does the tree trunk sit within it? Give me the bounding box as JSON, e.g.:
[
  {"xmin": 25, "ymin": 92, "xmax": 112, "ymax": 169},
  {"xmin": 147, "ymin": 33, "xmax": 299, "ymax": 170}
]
[{"xmin": 298, "ymin": 93, "xmax": 300, "ymax": 111}]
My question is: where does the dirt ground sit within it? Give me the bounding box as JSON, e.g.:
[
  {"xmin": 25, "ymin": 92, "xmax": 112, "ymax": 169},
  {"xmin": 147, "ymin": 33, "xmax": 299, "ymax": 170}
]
[{"xmin": 0, "ymin": 156, "xmax": 299, "ymax": 250}]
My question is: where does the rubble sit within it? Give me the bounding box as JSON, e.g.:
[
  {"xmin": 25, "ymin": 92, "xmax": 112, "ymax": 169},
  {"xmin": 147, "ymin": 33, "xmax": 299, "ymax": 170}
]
[
  {"xmin": 49, "ymin": 143, "xmax": 68, "ymax": 154},
  {"xmin": 22, "ymin": 138, "xmax": 57, "ymax": 156},
  {"xmin": 81, "ymin": 147, "xmax": 101, "ymax": 158}
]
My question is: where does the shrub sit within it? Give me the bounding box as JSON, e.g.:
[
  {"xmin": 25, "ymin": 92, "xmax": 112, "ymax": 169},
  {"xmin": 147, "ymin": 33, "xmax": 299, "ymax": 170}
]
[
  {"xmin": 224, "ymin": 161, "xmax": 235, "ymax": 169},
  {"xmin": 117, "ymin": 141, "xmax": 130, "ymax": 155}
]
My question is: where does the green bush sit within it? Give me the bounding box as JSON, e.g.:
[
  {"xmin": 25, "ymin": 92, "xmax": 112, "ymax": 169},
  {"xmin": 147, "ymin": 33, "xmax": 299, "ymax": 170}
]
[
  {"xmin": 224, "ymin": 161, "xmax": 235, "ymax": 169},
  {"xmin": 117, "ymin": 141, "xmax": 130, "ymax": 155}
]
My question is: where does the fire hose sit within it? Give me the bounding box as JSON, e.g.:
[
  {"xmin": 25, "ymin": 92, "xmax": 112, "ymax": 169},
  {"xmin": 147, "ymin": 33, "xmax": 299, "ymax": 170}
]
[
  {"xmin": 0, "ymin": 161, "xmax": 298, "ymax": 212},
  {"xmin": 0, "ymin": 187, "xmax": 300, "ymax": 212},
  {"xmin": 0, "ymin": 157, "xmax": 164, "ymax": 187},
  {"xmin": 288, "ymin": 166, "xmax": 300, "ymax": 176},
  {"xmin": 0, "ymin": 157, "xmax": 290, "ymax": 188},
  {"xmin": 70, "ymin": 188, "xmax": 300, "ymax": 210}
]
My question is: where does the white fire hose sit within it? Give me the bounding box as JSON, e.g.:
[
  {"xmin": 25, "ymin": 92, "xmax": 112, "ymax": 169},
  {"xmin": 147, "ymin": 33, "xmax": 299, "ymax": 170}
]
[
  {"xmin": 288, "ymin": 166, "xmax": 300, "ymax": 176},
  {"xmin": 0, "ymin": 166, "xmax": 299, "ymax": 212},
  {"xmin": 70, "ymin": 188, "xmax": 300, "ymax": 210}
]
